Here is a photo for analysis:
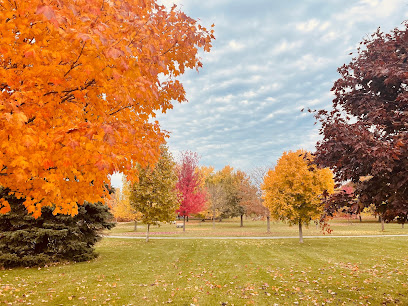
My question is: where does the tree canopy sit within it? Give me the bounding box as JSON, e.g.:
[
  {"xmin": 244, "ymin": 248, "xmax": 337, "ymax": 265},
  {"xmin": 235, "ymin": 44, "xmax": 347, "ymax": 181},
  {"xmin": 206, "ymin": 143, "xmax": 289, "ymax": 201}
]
[
  {"xmin": 111, "ymin": 178, "xmax": 141, "ymax": 222},
  {"xmin": 129, "ymin": 145, "xmax": 179, "ymax": 240},
  {"xmin": 210, "ymin": 166, "xmax": 245, "ymax": 220},
  {"xmin": 0, "ymin": 0, "xmax": 214, "ymax": 217},
  {"xmin": 314, "ymin": 24, "xmax": 408, "ymax": 221},
  {"xmin": 176, "ymin": 151, "xmax": 207, "ymax": 224},
  {"xmin": 262, "ymin": 150, "xmax": 334, "ymax": 242}
]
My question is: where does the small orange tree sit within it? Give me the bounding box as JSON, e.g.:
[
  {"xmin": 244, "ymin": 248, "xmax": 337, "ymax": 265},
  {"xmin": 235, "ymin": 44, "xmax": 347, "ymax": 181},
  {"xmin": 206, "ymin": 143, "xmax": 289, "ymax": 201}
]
[
  {"xmin": 0, "ymin": 0, "xmax": 214, "ymax": 217},
  {"xmin": 262, "ymin": 150, "xmax": 334, "ymax": 243}
]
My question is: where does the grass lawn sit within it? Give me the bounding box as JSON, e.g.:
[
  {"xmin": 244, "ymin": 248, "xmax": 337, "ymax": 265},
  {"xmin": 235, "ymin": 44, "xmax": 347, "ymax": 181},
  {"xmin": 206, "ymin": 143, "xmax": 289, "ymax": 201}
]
[
  {"xmin": 1, "ymin": 236, "xmax": 407, "ymax": 305},
  {"xmin": 107, "ymin": 215, "xmax": 408, "ymax": 237}
]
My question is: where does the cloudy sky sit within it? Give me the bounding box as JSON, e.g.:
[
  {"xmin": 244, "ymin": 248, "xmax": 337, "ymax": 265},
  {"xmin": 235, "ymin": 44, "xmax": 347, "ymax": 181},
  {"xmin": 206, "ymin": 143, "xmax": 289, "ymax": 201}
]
[{"xmin": 112, "ymin": 0, "xmax": 408, "ymax": 187}]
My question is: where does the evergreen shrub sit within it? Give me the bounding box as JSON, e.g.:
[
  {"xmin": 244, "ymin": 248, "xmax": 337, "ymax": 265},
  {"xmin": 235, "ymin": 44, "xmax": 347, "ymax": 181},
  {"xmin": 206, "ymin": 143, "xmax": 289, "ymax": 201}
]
[{"xmin": 0, "ymin": 188, "xmax": 115, "ymax": 268}]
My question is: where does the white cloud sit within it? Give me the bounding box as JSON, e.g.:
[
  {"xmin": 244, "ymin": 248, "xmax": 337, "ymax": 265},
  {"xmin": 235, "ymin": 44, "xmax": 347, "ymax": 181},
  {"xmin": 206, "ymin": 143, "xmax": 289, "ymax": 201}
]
[
  {"xmin": 295, "ymin": 19, "xmax": 320, "ymax": 32},
  {"xmin": 334, "ymin": 0, "xmax": 406, "ymax": 27},
  {"xmin": 293, "ymin": 54, "xmax": 332, "ymax": 71},
  {"xmin": 322, "ymin": 31, "xmax": 341, "ymax": 42},
  {"xmin": 272, "ymin": 40, "xmax": 303, "ymax": 54},
  {"xmin": 228, "ymin": 40, "xmax": 245, "ymax": 51},
  {"xmin": 154, "ymin": 0, "xmax": 407, "ymax": 171}
]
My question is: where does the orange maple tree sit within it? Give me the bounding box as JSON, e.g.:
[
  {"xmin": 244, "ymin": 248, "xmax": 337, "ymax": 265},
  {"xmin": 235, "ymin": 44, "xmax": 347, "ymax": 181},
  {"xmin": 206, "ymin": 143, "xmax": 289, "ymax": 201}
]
[{"xmin": 0, "ymin": 0, "xmax": 214, "ymax": 217}]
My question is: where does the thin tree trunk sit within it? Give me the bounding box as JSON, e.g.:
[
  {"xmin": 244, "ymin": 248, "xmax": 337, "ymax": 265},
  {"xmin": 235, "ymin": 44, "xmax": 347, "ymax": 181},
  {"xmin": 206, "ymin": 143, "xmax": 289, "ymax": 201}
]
[
  {"xmin": 240, "ymin": 214, "xmax": 244, "ymax": 227},
  {"xmin": 187, "ymin": 216, "xmax": 189, "ymax": 222},
  {"xmin": 134, "ymin": 220, "xmax": 137, "ymax": 232},
  {"xmin": 266, "ymin": 215, "xmax": 271, "ymax": 233},
  {"xmin": 402, "ymin": 223, "xmax": 405, "ymax": 229},
  {"xmin": 359, "ymin": 214, "xmax": 362, "ymax": 222},
  {"xmin": 146, "ymin": 224, "xmax": 150, "ymax": 242},
  {"xmin": 381, "ymin": 216, "xmax": 385, "ymax": 232},
  {"xmin": 212, "ymin": 204, "xmax": 216, "ymax": 230},
  {"xmin": 183, "ymin": 215, "xmax": 186, "ymax": 232},
  {"xmin": 299, "ymin": 220, "xmax": 303, "ymax": 243}
]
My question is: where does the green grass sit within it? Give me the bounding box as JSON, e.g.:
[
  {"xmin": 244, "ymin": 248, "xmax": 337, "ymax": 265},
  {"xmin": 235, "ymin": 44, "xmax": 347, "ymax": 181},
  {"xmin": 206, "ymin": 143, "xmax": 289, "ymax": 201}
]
[
  {"xmin": 1, "ymin": 237, "xmax": 407, "ymax": 305},
  {"xmin": 107, "ymin": 215, "xmax": 408, "ymax": 237}
]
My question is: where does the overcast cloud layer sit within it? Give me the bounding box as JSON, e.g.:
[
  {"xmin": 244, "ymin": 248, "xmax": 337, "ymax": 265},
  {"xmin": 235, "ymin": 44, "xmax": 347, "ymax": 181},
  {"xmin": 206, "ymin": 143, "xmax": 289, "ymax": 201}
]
[{"xmin": 111, "ymin": 0, "xmax": 408, "ymax": 187}]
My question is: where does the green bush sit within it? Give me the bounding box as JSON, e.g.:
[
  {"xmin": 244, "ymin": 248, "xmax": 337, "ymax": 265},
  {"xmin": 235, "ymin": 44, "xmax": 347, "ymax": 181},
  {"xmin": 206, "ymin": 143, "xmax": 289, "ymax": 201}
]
[{"xmin": 0, "ymin": 189, "xmax": 115, "ymax": 268}]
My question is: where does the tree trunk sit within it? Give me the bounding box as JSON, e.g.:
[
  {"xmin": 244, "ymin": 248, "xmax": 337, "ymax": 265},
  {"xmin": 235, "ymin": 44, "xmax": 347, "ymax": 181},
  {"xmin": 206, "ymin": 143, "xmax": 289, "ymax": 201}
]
[
  {"xmin": 266, "ymin": 215, "xmax": 271, "ymax": 233},
  {"xmin": 381, "ymin": 216, "xmax": 385, "ymax": 232},
  {"xmin": 298, "ymin": 220, "xmax": 303, "ymax": 243},
  {"xmin": 187, "ymin": 216, "xmax": 189, "ymax": 222},
  {"xmin": 359, "ymin": 214, "xmax": 362, "ymax": 222},
  {"xmin": 146, "ymin": 224, "xmax": 150, "ymax": 242},
  {"xmin": 240, "ymin": 214, "xmax": 244, "ymax": 227},
  {"xmin": 212, "ymin": 216, "xmax": 215, "ymax": 230},
  {"xmin": 183, "ymin": 215, "xmax": 186, "ymax": 232},
  {"xmin": 402, "ymin": 223, "xmax": 405, "ymax": 229},
  {"xmin": 134, "ymin": 220, "xmax": 137, "ymax": 232}
]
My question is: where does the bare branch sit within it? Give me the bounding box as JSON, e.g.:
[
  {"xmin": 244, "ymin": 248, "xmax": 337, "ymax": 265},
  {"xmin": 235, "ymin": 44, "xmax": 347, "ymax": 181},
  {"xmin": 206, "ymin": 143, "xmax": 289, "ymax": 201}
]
[{"xmin": 64, "ymin": 42, "xmax": 86, "ymax": 77}]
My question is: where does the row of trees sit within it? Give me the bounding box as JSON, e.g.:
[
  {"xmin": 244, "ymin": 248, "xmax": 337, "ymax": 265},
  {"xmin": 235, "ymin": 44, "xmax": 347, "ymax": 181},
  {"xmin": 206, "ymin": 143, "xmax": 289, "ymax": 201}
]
[
  {"xmin": 111, "ymin": 146, "xmax": 337, "ymax": 243},
  {"xmin": 201, "ymin": 166, "xmax": 266, "ymax": 226},
  {"xmin": 111, "ymin": 146, "xmax": 268, "ymax": 240}
]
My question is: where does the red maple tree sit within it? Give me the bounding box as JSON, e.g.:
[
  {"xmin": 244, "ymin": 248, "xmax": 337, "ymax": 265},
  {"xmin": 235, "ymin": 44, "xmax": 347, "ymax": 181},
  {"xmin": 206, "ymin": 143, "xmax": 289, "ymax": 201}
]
[{"xmin": 176, "ymin": 151, "xmax": 207, "ymax": 231}]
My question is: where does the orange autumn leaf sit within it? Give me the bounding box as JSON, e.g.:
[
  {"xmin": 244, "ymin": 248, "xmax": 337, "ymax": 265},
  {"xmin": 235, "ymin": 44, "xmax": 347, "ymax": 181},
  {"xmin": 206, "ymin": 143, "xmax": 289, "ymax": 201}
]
[{"xmin": 0, "ymin": 0, "xmax": 214, "ymax": 217}]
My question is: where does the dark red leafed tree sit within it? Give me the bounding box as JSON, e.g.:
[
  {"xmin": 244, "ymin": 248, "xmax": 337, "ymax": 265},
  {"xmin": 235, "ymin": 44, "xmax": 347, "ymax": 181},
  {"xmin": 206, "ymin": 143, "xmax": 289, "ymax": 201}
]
[
  {"xmin": 315, "ymin": 24, "xmax": 408, "ymax": 225},
  {"xmin": 325, "ymin": 184, "xmax": 359, "ymax": 218},
  {"xmin": 176, "ymin": 151, "xmax": 207, "ymax": 231}
]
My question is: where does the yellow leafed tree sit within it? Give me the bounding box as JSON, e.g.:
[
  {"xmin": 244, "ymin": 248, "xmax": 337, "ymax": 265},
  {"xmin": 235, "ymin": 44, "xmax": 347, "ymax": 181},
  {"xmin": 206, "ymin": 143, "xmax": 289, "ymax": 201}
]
[
  {"xmin": 112, "ymin": 178, "xmax": 141, "ymax": 225},
  {"xmin": 194, "ymin": 166, "xmax": 214, "ymax": 220},
  {"xmin": 261, "ymin": 150, "xmax": 334, "ymax": 243}
]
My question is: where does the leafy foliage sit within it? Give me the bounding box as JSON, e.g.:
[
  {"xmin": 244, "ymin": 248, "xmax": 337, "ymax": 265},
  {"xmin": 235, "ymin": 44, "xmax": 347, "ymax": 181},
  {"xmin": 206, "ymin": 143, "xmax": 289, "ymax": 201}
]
[
  {"xmin": 210, "ymin": 166, "xmax": 245, "ymax": 219},
  {"xmin": 0, "ymin": 0, "xmax": 214, "ymax": 217},
  {"xmin": 261, "ymin": 150, "xmax": 334, "ymax": 241},
  {"xmin": 314, "ymin": 25, "xmax": 408, "ymax": 222},
  {"xmin": 236, "ymin": 170, "xmax": 264, "ymax": 217},
  {"xmin": 176, "ymin": 151, "xmax": 207, "ymax": 219},
  {"xmin": 194, "ymin": 166, "xmax": 216, "ymax": 219},
  {"xmin": 205, "ymin": 182, "xmax": 227, "ymax": 222},
  {"xmin": 111, "ymin": 178, "xmax": 141, "ymax": 222},
  {"xmin": 129, "ymin": 145, "xmax": 179, "ymax": 227},
  {"xmin": 325, "ymin": 183, "xmax": 359, "ymax": 217},
  {"xmin": 0, "ymin": 187, "xmax": 114, "ymax": 268},
  {"xmin": 203, "ymin": 166, "xmax": 261, "ymax": 223}
]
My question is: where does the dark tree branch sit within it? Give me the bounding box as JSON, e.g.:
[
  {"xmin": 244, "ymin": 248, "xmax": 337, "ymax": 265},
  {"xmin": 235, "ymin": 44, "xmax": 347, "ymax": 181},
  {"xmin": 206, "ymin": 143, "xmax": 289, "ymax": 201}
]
[{"xmin": 64, "ymin": 42, "xmax": 86, "ymax": 77}]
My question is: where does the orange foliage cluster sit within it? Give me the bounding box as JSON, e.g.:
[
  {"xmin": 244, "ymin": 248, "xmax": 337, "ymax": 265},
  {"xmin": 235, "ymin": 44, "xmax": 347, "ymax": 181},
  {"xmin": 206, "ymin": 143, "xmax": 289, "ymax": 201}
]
[{"xmin": 0, "ymin": 0, "xmax": 214, "ymax": 217}]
